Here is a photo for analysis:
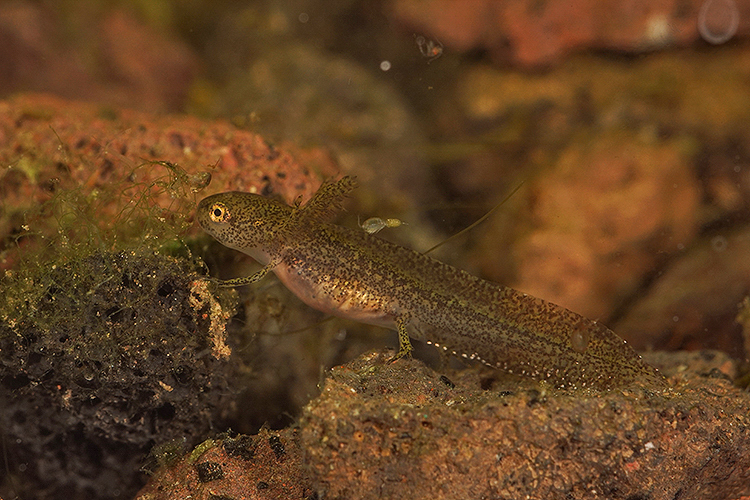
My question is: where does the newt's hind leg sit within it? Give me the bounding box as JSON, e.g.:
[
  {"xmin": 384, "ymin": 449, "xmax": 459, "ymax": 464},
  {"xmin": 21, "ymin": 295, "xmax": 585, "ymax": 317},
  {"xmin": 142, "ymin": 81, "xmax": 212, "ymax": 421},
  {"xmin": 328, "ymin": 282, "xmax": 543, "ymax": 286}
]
[{"xmin": 389, "ymin": 315, "xmax": 413, "ymax": 362}]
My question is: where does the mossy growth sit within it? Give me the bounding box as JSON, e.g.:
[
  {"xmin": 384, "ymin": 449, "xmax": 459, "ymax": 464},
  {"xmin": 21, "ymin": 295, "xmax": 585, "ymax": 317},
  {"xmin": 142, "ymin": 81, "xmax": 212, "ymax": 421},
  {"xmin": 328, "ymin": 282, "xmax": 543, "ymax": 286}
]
[
  {"xmin": 0, "ymin": 160, "xmax": 230, "ymax": 368},
  {"xmin": 0, "ymin": 160, "xmax": 237, "ymax": 500}
]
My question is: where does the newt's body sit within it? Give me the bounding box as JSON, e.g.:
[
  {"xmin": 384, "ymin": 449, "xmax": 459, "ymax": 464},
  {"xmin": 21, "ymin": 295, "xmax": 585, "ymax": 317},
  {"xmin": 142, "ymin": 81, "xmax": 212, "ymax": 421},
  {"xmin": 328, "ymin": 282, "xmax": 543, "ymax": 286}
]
[{"xmin": 197, "ymin": 177, "xmax": 666, "ymax": 391}]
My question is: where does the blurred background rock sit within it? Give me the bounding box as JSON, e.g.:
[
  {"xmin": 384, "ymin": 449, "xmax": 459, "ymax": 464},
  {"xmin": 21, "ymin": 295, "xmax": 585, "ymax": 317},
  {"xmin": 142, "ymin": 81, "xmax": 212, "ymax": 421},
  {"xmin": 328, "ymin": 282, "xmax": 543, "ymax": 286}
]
[{"xmin": 2, "ymin": 1, "xmax": 750, "ymax": 498}]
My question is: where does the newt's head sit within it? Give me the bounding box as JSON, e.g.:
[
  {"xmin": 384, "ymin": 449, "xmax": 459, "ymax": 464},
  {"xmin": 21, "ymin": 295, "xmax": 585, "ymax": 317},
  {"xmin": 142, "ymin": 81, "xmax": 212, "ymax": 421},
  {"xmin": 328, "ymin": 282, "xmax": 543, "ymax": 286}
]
[{"xmin": 197, "ymin": 192, "xmax": 293, "ymax": 260}]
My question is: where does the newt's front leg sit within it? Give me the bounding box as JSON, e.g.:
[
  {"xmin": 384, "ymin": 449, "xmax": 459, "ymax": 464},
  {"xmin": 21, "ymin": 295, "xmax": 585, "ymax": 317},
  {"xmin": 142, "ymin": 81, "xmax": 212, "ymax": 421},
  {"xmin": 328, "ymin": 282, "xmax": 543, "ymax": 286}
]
[{"xmin": 212, "ymin": 259, "xmax": 280, "ymax": 288}]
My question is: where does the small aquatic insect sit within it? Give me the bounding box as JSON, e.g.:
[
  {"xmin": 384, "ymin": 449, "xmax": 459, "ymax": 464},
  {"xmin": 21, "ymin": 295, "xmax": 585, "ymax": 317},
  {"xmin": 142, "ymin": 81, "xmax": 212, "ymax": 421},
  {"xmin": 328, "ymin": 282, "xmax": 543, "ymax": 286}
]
[
  {"xmin": 415, "ymin": 35, "xmax": 443, "ymax": 62},
  {"xmin": 197, "ymin": 177, "xmax": 666, "ymax": 391},
  {"xmin": 359, "ymin": 216, "xmax": 406, "ymax": 235}
]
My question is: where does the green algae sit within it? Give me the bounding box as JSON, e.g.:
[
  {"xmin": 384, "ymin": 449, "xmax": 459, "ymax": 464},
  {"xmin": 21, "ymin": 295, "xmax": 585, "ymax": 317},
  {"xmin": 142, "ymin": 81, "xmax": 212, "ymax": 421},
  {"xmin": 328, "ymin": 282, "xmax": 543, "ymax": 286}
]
[
  {"xmin": 0, "ymin": 159, "xmax": 238, "ymax": 499},
  {"xmin": 0, "ymin": 158, "xmax": 235, "ymax": 382},
  {"xmin": 2, "ymin": 159, "xmax": 200, "ymax": 280}
]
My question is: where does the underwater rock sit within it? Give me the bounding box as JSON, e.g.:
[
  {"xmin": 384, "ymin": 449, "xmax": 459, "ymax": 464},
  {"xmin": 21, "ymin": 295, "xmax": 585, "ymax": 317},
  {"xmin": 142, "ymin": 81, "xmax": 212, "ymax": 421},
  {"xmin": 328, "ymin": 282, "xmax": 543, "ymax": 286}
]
[
  {"xmin": 137, "ymin": 350, "xmax": 750, "ymax": 500},
  {"xmin": 477, "ymin": 131, "xmax": 700, "ymax": 322},
  {"xmin": 614, "ymin": 225, "xmax": 750, "ymax": 355},
  {"xmin": 298, "ymin": 351, "xmax": 750, "ymax": 500},
  {"xmin": 0, "ymin": 3, "xmax": 196, "ymax": 112},
  {"xmin": 135, "ymin": 429, "xmax": 313, "ymax": 500},
  {"xmin": 0, "ymin": 91, "xmax": 339, "ymax": 500},
  {"xmin": 0, "ymin": 251, "xmax": 236, "ymax": 500},
  {"xmin": 389, "ymin": 0, "xmax": 750, "ymax": 67},
  {"xmin": 0, "ymin": 92, "xmax": 338, "ymax": 268}
]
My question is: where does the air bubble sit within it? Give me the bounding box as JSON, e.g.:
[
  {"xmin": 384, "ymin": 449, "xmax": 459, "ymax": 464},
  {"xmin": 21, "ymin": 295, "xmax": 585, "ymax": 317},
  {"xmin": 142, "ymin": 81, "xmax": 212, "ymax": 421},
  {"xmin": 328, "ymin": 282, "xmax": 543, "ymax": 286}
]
[
  {"xmin": 698, "ymin": 0, "xmax": 739, "ymax": 45},
  {"xmin": 711, "ymin": 235, "xmax": 728, "ymax": 252}
]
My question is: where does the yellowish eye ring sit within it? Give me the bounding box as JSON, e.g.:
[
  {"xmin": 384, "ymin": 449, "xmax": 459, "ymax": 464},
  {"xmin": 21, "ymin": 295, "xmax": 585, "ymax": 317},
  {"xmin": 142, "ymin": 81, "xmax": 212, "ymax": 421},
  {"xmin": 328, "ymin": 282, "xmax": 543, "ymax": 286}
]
[{"xmin": 209, "ymin": 203, "xmax": 230, "ymax": 223}]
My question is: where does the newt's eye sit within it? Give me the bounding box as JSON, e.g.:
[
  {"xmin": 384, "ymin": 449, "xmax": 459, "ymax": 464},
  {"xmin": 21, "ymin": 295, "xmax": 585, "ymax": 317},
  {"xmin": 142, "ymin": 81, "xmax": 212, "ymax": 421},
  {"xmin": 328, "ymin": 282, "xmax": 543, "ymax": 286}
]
[{"xmin": 209, "ymin": 203, "xmax": 230, "ymax": 223}]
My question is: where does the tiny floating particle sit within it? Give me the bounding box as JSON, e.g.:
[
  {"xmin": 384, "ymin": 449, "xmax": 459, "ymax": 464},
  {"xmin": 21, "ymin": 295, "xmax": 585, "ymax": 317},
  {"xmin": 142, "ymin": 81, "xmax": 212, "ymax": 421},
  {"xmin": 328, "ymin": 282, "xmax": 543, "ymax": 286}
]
[{"xmin": 711, "ymin": 235, "xmax": 728, "ymax": 252}]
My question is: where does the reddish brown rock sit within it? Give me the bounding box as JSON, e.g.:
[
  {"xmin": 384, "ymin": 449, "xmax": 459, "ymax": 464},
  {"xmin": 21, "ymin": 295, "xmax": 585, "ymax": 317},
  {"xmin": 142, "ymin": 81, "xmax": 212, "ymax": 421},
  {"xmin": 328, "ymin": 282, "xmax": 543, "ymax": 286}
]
[
  {"xmin": 477, "ymin": 131, "xmax": 700, "ymax": 321},
  {"xmin": 96, "ymin": 10, "xmax": 196, "ymax": 111},
  {"xmin": 135, "ymin": 429, "xmax": 315, "ymax": 500},
  {"xmin": 0, "ymin": 92, "xmax": 338, "ymax": 269},
  {"xmin": 451, "ymin": 49, "xmax": 750, "ymax": 352},
  {"xmin": 135, "ymin": 349, "xmax": 750, "ymax": 500},
  {"xmin": 298, "ymin": 351, "xmax": 750, "ymax": 500},
  {"xmin": 389, "ymin": 0, "xmax": 750, "ymax": 66},
  {"xmin": 0, "ymin": 3, "xmax": 197, "ymax": 111}
]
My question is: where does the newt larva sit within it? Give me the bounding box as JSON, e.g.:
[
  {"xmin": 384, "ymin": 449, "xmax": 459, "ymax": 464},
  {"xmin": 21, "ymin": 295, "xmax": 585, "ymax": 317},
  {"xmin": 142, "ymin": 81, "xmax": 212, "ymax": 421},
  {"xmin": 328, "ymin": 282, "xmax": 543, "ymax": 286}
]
[{"xmin": 197, "ymin": 176, "xmax": 666, "ymax": 391}]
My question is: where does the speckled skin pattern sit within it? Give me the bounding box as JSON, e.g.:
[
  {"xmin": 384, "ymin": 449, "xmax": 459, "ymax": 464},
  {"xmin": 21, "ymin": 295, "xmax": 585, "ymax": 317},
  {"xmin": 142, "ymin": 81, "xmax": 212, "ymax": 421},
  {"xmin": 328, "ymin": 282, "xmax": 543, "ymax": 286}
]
[{"xmin": 198, "ymin": 178, "xmax": 666, "ymax": 391}]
